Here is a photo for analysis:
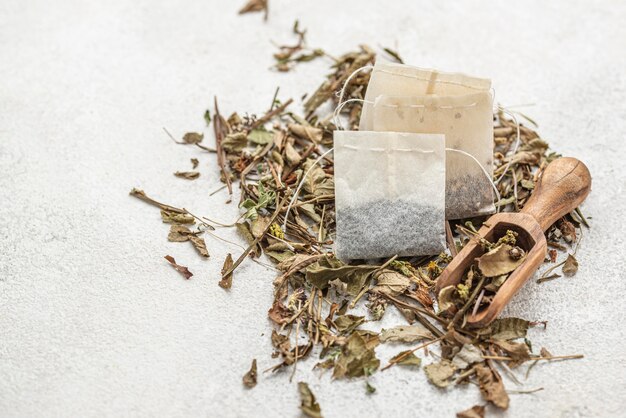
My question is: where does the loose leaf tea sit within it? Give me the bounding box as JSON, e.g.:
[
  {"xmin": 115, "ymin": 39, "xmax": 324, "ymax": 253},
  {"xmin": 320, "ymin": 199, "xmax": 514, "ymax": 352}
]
[
  {"xmin": 174, "ymin": 171, "xmax": 200, "ymax": 180},
  {"xmin": 129, "ymin": 35, "xmax": 588, "ymax": 417}
]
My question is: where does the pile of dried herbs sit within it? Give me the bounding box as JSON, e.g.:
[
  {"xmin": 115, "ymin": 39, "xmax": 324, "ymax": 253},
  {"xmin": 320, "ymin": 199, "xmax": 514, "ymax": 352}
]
[{"xmin": 130, "ymin": 24, "xmax": 588, "ymax": 418}]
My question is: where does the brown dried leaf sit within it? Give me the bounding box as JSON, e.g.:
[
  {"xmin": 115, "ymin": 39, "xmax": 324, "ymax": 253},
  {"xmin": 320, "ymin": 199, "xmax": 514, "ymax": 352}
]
[
  {"xmin": 168, "ymin": 225, "xmax": 192, "ymax": 242},
  {"xmin": 222, "ymin": 132, "xmax": 248, "ymax": 153},
  {"xmin": 490, "ymin": 317, "xmax": 530, "ymax": 341},
  {"xmin": 219, "ymin": 253, "xmax": 234, "ymax": 289},
  {"xmin": 456, "ymin": 405, "xmax": 485, "ymax": 418},
  {"xmin": 477, "ymin": 244, "xmax": 526, "ymax": 277},
  {"xmin": 562, "ymin": 254, "xmax": 579, "ymax": 276},
  {"xmin": 190, "ymin": 158, "xmax": 199, "ymax": 169},
  {"xmin": 174, "ymin": 171, "xmax": 200, "ymax": 180},
  {"xmin": 182, "ymin": 132, "xmax": 203, "ymax": 144},
  {"xmin": 424, "ymin": 360, "xmax": 456, "ymax": 388},
  {"xmin": 160, "ymin": 210, "xmax": 194, "ymax": 224},
  {"xmin": 268, "ymin": 300, "xmax": 291, "ymax": 324},
  {"xmin": 238, "ymin": 0, "xmax": 267, "ymax": 15},
  {"xmin": 298, "ymin": 382, "xmax": 323, "ymax": 418},
  {"xmin": 190, "ymin": 236, "xmax": 209, "ymax": 257},
  {"xmin": 389, "ymin": 350, "xmax": 422, "ymax": 368},
  {"xmin": 373, "ymin": 270, "xmax": 411, "ymax": 296},
  {"xmin": 379, "ymin": 324, "xmax": 433, "ymax": 343},
  {"xmin": 242, "ymin": 359, "xmax": 257, "ymax": 388},
  {"xmin": 452, "ymin": 344, "xmax": 484, "ymax": 369},
  {"xmin": 288, "ymin": 123, "xmax": 323, "ymax": 143},
  {"xmin": 475, "ymin": 363, "xmax": 509, "ymax": 409},
  {"xmin": 492, "ymin": 340, "xmax": 531, "ymax": 366},
  {"xmin": 235, "ymin": 222, "xmax": 262, "ymax": 258},
  {"xmin": 333, "ymin": 333, "xmax": 380, "ymax": 379},
  {"xmin": 164, "ymin": 255, "xmax": 193, "ymax": 279}
]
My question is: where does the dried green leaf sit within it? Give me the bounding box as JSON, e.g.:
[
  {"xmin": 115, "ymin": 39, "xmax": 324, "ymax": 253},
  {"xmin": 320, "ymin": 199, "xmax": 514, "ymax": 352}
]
[
  {"xmin": 222, "ymin": 132, "xmax": 248, "ymax": 153},
  {"xmin": 456, "ymin": 405, "xmax": 485, "ymax": 418},
  {"xmin": 164, "ymin": 255, "xmax": 193, "ymax": 279},
  {"xmin": 219, "ymin": 253, "xmax": 234, "ymax": 289},
  {"xmin": 284, "ymin": 142, "xmax": 302, "ymax": 166},
  {"xmin": 248, "ymin": 128, "xmax": 274, "ymax": 145},
  {"xmin": 334, "ymin": 314, "xmax": 365, "ymax": 335},
  {"xmin": 174, "ymin": 171, "xmax": 200, "ymax": 180},
  {"xmin": 424, "ymin": 360, "xmax": 456, "ymax": 388},
  {"xmin": 182, "ymin": 132, "xmax": 203, "ymax": 144},
  {"xmin": 475, "ymin": 363, "xmax": 509, "ymax": 409},
  {"xmin": 390, "ymin": 350, "xmax": 421, "ymax": 368},
  {"xmin": 452, "ymin": 344, "xmax": 484, "ymax": 369},
  {"xmin": 477, "ymin": 244, "xmax": 526, "ymax": 277},
  {"xmin": 379, "ymin": 324, "xmax": 433, "ymax": 343},
  {"xmin": 302, "ymin": 159, "xmax": 334, "ymax": 197},
  {"xmin": 203, "ymin": 110, "xmax": 211, "ymax": 126},
  {"xmin": 305, "ymin": 260, "xmax": 376, "ymax": 290},
  {"xmin": 190, "ymin": 236, "xmax": 209, "ymax": 257},
  {"xmin": 242, "ymin": 359, "xmax": 257, "ymax": 388},
  {"xmin": 250, "ymin": 215, "xmax": 270, "ymax": 238},
  {"xmin": 365, "ymin": 381, "xmax": 376, "ymax": 394},
  {"xmin": 298, "ymin": 382, "xmax": 323, "ymax": 418},
  {"xmin": 333, "ymin": 332, "xmax": 380, "ymax": 379},
  {"xmin": 562, "ymin": 254, "xmax": 579, "ymax": 276},
  {"xmin": 160, "ymin": 210, "xmax": 194, "ymax": 224}
]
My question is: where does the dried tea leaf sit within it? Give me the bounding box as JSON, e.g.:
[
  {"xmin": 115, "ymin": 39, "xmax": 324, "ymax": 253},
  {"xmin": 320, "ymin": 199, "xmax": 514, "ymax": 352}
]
[
  {"xmin": 372, "ymin": 270, "xmax": 411, "ymax": 296},
  {"xmin": 456, "ymin": 405, "xmax": 485, "ymax": 418},
  {"xmin": 437, "ymin": 285, "xmax": 456, "ymax": 313},
  {"xmin": 284, "ymin": 142, "xmax": 302, "ymax": 166},
  {"xmin": 268, "ymin": 300, "xmax": 292, "ymax": 324},
  {"xmin": 248, "ymin": 128, "xmax": 274, "ymax": 145},
  {"xmin": 477, "ymin": 244, "xmax": 526, "ymax": 277},
  {"xmin": 562, "ymin": 254, "xmax": 579, "ymax": 276},
  {"xmin": 168, "ymin": 225, "xmax": 192, "ymax": 242},
  {"xmin": 239, "ymin": 0, "xmax": 267, "ymax": 15},
  {"xmin": 379, "ymin": 324, "xmax": 433, "ymax": 343},
  {"xmin": 475, "ymin": 363, "xmax": 509, "ymax": 409},
  {"xmin": 452, "ymin": 344, "xmax": 484, "ymax": 369},
  {"xmin": 334, "ymin": 314, "xmax": 365, "ymax": 335},
  {"xmin": 242, "ymin": 359, "xmax": 257, "ymax": 388},
  {"xmin": 164, "ymin": 255, "xmax": 193, "ymax": 279},
  {"xmin": 250, "ymin": 215, "xmax": 270, "ymax": 238},
  {"xmin": 490, "ymin": 317, "xmax": 530, "ymax": 341},
  {"xmin": 389, "ymin": 350, "xmax": 422, "ymax": 368},
  {"xmin": 333, "ymin": 332, "xmax": 380, "ymax": 379},
  {"xmin": 424, "ymin": 360, "xmax": 456, "ymax": 388},
  {"xmin": 302, "ymin": 159, "xmax": 334, "ymax": 197},
  {"xmin": 203, "ymin": 110, "xmax": 211, "ymax": 126},
  {"xmin": 182, "ymin": 132, "xmax": 203, "ymax": 144},
  {"xmin": 219, "ymin": 253, "xmax": 234, "ymax": 289},
  {"xmin": 190, "ymin": 158, "xmax": 199, "ymax": 169},
  {"xmin": 298, "ymin": 382, "xmax": 323, "ymax": 418},
  {"xmin": 365, "ymin": 381, "xmax": 376, "ymax": 394},
  {"xmin": 222, "ymin": 132, "xmax": 248, "ymax": 153},
  {"xmin": 174, "ymin": 171, "xmax": 200, "ymax": 180},
  {"xmin": 305, "ymin": 260, "xmax": 376, "ymax": 290},
  {"xmin": 235, "ymin": 222, "xmax": 262, "ymax": 258},
  {"xmin": 161, "ymin": 210, "xmax": 194, "ymax": 224},
  {"xmin": 492, "ymin": 340, "xmax": 531, "ymax": 366},
  {"xmin": 190, "ymin": 236, "xmax": 209, "ymax": 257},
  {"xmin": 288, "ymin": 123, "xmax": 323, "ymax": 143}
]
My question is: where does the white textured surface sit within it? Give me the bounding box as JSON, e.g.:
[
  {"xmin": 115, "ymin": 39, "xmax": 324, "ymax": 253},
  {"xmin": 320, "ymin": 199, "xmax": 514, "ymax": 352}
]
[{"xmin": 1, "ymin": 1, "xmax": 625, "ymax": 417}]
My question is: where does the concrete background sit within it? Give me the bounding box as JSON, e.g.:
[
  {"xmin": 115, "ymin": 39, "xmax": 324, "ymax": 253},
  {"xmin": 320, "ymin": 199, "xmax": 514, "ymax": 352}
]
[{"xmin": 1, "ymin": 1, "xmax": 625, "ymax": 417}]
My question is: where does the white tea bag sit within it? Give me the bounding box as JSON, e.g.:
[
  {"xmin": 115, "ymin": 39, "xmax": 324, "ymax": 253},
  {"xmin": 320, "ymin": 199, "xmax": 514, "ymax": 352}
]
[
  {"xmin": 334, "ymin": 131, "xmax": 446, "ymax": 261},
  {"xmin": 372, "ymin": 93, "xmax": 494, "ymax": 219},
  {"xmin": 360, "ymin": 60, "xmax": 495, "ymax": 219}
]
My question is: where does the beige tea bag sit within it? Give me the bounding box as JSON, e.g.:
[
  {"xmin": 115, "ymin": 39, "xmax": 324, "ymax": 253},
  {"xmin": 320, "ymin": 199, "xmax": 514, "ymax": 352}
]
[
  {"xmin": 360, "ymin": 61, "xmax": 495, "ymax": 219},
  {"xmin": 334, "ymin": 131, "xmax": 446, "ymax": 261}
]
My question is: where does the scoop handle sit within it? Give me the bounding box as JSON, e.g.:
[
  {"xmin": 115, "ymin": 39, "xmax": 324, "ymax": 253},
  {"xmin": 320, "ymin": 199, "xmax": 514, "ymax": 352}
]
[{"xmin": 520, "ymin": 157, "xmax": 591, "ymax": 231}]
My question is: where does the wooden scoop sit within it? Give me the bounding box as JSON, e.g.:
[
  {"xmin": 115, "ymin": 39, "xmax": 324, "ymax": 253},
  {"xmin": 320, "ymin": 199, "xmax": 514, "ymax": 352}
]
[{"xmin": 435, "ymin": 157, "xmax": 591, "ymax": 328}]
